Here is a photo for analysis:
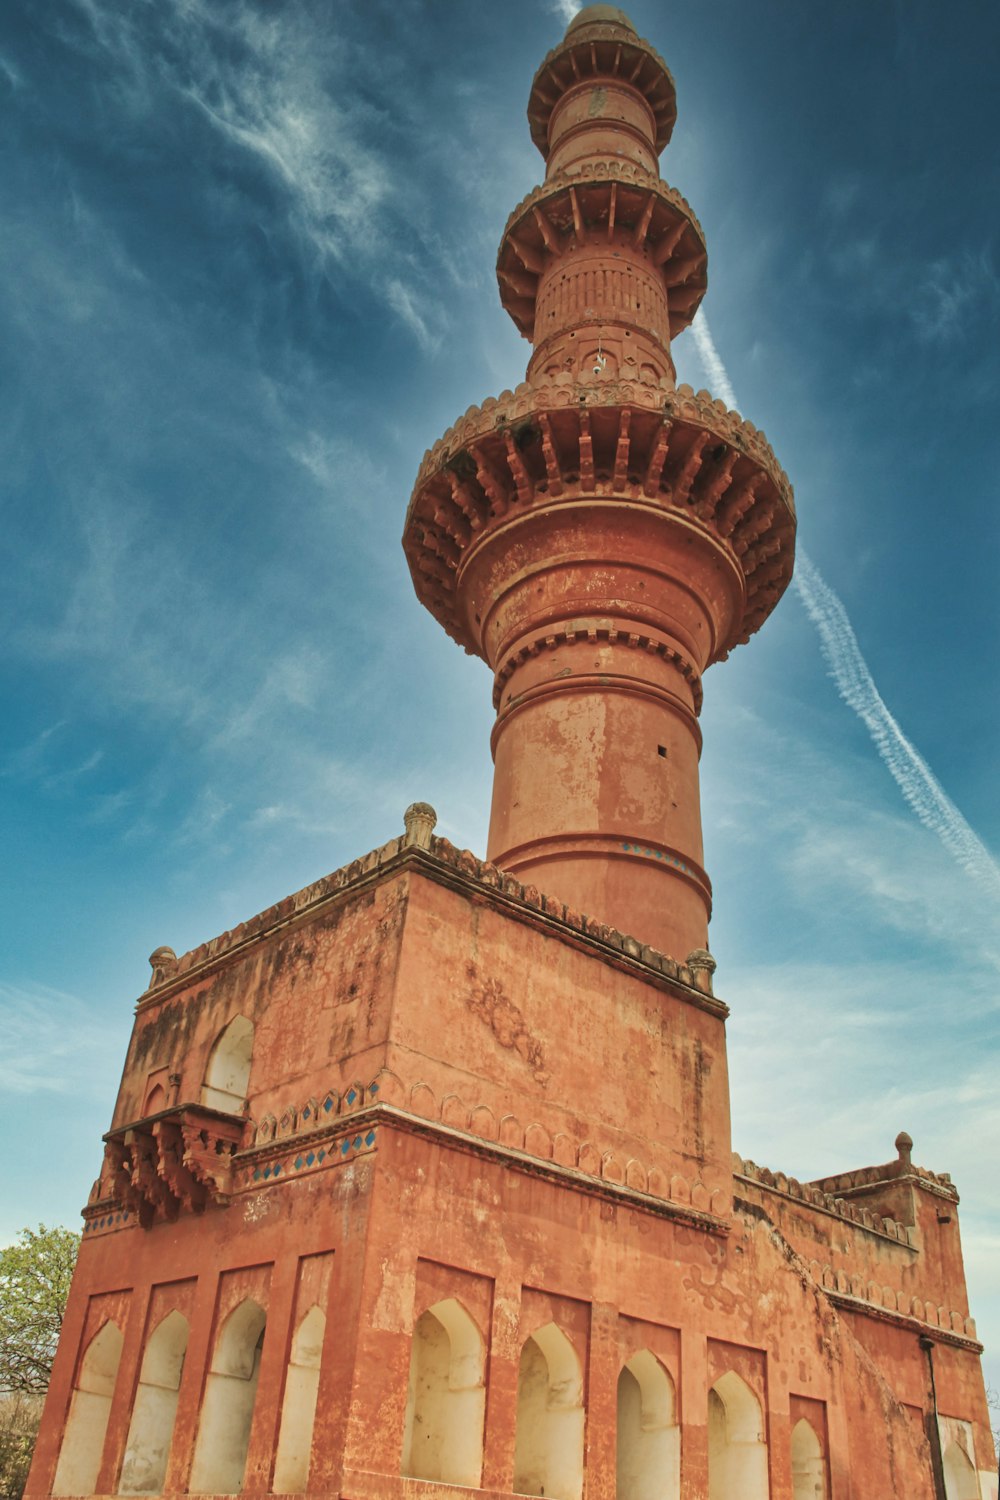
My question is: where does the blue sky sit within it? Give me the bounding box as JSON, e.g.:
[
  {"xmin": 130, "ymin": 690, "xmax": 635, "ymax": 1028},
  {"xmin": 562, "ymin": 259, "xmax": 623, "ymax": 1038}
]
[{"xmin": 2, "ymin": 0, "xmax": 998, "ymax": 1396}]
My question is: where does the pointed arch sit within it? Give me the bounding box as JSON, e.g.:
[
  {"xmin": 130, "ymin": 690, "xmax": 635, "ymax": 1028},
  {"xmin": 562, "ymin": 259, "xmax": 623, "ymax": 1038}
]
[
  {"xmin": 272, "ymin": 1305, "xmax": 326, "ymax": 1494},
  {"xmin": 401, "ymin": 1298, "xmax": 485, "ymax": 1487},
  {"xmin": 790, "ymin": 1417, "xmax": 826, "ymax": 1500},
  {"xmin": 52, "ymin": 1320, "xmax": 124, "ymax": 1496},
  {"xmin": 617, "ymin": 1349, "xmax": 680, "ymax": 1500},
  {"xmin": 512, "ymin": 1322, "xmax": 584, "ymax": 1500},
  {"xmin": 119, "ymin": 1310, "xmax": 189, "ymax": 1494},
  {"xmin": 189, "ymin": 1299, "xmax": 266, "ymax": 1494},
  {"xmin": 708, "ymin": 1372, "xmax": 769, "ymax": 1500},
  {"xmin": 201, "ymin": 1015, "xmax": 254, "ymax": 1112},
  {"xmin": 942, "ymin": 1439, "xmax": 979, "ymax": 1500}
]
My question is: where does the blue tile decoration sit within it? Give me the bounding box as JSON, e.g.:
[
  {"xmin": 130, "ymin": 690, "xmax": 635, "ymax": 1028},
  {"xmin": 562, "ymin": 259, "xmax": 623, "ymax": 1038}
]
[
  {"xmin": 295, "ymin": 1156, "xmax": 304, "ymax": 1170},
  {"xmin": 323, "ymin": 1096, "xmax": 334, "ymax": 1113},
  {"xmin": 341, "ymin": 1141, "xmax": 350, "ymax": 1156},
  {"xmin": 369, "ymin": 1081, "xmax": 379, "ymax": 1095},
  {"xmin": 365, "ymin": 1130, "xmax": 376, "ymax": 1146},
  {"xmin": 346, "ymin": 1088, "xmax": 357, "ymax": 1105},
  {"xmin": 306, "ymin": 1151, "xmax": 315, "ymax": 1166},
  {"xmin": 353, "ymin": 1135, "xmax": 362, "ymax": 1149}
]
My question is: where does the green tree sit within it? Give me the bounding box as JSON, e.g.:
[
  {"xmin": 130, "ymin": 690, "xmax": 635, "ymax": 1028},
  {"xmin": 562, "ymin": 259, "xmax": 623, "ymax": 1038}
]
[
  {"xmin": 0, "ymin": 1392, "xmax": 45, "ymax": 1500},
  {"xmin": 0, "ymin": 1226, "xmax": 78, "ymax": 1500},
  {"xmin": 0, "ymin": 1226, "xmax": 78, "ymax": 1395}
]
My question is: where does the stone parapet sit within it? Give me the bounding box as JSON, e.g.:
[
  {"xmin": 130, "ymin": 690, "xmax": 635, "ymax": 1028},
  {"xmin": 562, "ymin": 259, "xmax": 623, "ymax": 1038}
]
[{"xmin": 140, "ymin": 817, "xmax": 722, "ymax": 1011}]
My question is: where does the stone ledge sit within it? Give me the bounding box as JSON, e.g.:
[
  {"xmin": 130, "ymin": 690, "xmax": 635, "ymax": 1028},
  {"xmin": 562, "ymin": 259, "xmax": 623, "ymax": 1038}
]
[
  {"xmin": 237, "ymin": 1104, "xmax": 733, "ymax": 1239},
  {"xmin": 734, "ymin": 1158, "xmax": 914, "ymax": 1246},
  {"xmin": 825, "ymin": 1292, "xmax": 981, "ymax": 1353}
]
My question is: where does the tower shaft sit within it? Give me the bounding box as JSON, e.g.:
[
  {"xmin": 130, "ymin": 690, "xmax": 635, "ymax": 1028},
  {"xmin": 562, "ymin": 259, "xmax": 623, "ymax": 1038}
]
[{"xmin": 404, "ymin": 7, "xmax": 795, "ymax": 959}]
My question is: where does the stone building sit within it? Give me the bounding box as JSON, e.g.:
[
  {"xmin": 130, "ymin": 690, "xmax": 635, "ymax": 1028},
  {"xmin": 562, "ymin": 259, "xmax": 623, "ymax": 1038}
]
[{"xmin": 27, "ymin": 7, "xmax": 996, "ymax": 1499}]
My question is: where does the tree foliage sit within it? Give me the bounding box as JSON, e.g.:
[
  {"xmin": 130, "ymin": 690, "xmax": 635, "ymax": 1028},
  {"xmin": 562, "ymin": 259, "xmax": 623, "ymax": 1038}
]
[
  {"xmin": 0, "ymin": 1393, "xmax": 44, "ymax": 1500},
  {"xmin": 0, "ymin": 1226, "xmax": 79, "ymax": 1396}
]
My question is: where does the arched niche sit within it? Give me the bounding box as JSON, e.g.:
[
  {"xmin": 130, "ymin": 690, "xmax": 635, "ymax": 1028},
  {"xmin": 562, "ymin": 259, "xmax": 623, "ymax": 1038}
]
[
  {"xmin": 401, "ymin": 1298, "xmax": 485, "ymax": 1488},
  {"xmin": 52, "ymin": 1320, "xmax": 124, "ymax": 1496},
  {"xmin": 790, "ymin": 1417, "xmax": 827, "ymax": 1500},
  {"xmin": 189, "ymin": 1299, "xmax": 266, "ymax": 1494},
  {"xmin": 707, "ymin": 1371, "xmax": 769, "ymax": 1500},
  {"xmin": 201, "ymin": 1016, "xmax": 254, "ymax": 1113},
  {"xmin": 119, "ymin": 1310, "xmax": 189, "ymax": 1494},
  {"xmin": 617, "ymin": 1349, "xmax": 680, "ymax": 1500},
  {"xmin": 272, "ymin": 1305, "xmax": 326, "ymax": 1494},
  {"xmin": 143, "ymin": 1082, "xmax": 166, "ymax": 1116},
  {"xmin": 942, "ymin": 1439, "xmax": 979, "ymax": 1500},
  {"xmin": 512, "ymin": 1322, "xmax": 584, "ymax": 1500}
]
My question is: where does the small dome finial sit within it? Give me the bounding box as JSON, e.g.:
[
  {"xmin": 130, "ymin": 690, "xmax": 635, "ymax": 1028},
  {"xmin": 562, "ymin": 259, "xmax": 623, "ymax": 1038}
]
[
  {"xmin": 895, "ymin": 1131, "xmax": 913, "ymax": 1167},
  {"xmin": 403, "ymin": 802, "xmax": 438, "ymax": 850}
]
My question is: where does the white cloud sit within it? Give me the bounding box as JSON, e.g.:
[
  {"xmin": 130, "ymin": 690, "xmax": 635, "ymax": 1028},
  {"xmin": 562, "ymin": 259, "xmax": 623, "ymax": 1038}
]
[
  {"xmin": 0, "ymin": 981, "xmax": 120, "ymax": 1098},
  {"xmin": 385, "ymin": 277, "xmax": 441, "ymax": 353},
  {"xmin": 691, "ymin": 313, "xmax": 1000, "ymax": 913},
  {"xmin": 690, "ymin": 310, "xmax": 739, "ymax": 410},
  {"xmin": 793, "ymin": 550, "xmax": 1000, "ymax": 905}
]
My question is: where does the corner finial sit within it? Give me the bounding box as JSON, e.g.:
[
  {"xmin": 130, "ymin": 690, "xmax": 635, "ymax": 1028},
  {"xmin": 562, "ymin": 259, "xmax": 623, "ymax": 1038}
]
[
  {"xmin": 895, "ymin": 1131, "xmax": 913, "ymax": 1168},
  {"xmin": 148, "ymin": 946, "xmax": 177, "ymax": 989},
  {"xmin": 686, "ymin": 949, "xmax": 717, "ymax": 996},
  {"xmin": 403, "ymin": 802, "xmax": 437, "ymax": 850}
]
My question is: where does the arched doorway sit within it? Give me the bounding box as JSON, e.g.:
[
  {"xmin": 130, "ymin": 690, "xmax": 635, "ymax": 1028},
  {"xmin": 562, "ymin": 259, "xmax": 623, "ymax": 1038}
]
[
  {"xmin": 272, "ymin": 1305, "xmax": 326, "ymax": 1494},
  {"xmin": 790, "ymin": 1416, "xmax": 826, "ymax": 1500},
  {"xmin": 707, "ymin": 1371, "xmax": 769, "ymax": 1500},
  {"xmin": 119, "ymin": 1310, "xmax": 189, "ymax": 1494},
  {"xmin": 513, "ymin": 1322, "xmax": 584, "ymax": 1500},
  {"xmin": 188, "ymin": 1299, "xmax": 266, "ymax": 1494},
  {"xmin": 401, "ymin": 1298, "xmax": 485, "ymax": 1486},
  {"xmin": 617, "ymin": 1349, "xmax": 680, "ymax": 1500},
  {"xmin": 52, "ymin": 1320, "xmax": 124, "ymax": 1496},
  {"xmin": 201, "ymin": 1016, "xmax": 254, "ymax": 1112}
]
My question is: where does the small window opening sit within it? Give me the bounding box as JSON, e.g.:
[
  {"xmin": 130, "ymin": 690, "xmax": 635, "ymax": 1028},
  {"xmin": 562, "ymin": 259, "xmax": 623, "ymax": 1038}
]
[{"xmin": 657, "ymin": 745, "xmax": 668, "ymax": 758}]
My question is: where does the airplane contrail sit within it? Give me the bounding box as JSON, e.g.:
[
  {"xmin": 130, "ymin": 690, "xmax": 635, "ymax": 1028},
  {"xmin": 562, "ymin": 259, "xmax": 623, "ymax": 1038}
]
[{"xmin": 690, "ymin": 310, "xmax": 1000, "ymax": 898}]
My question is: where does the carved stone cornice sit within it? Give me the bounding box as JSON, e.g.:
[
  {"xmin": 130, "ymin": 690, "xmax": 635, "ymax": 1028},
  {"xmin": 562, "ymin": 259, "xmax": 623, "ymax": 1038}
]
[
  {"xmin": 103, "ymin": 1104, "xmax": 247, "ymax": 1228},
  {"xmin": 404, "ymin": 379, "xmax": 795, "ymax": 659},
  {"xmin": 497, "ymin": 161, "xmax": 706, "ymax": 339},
  {"xmin": 528, "ymin": 19, "xmax": 677, "ymax": 157},
  {"xmin": 825, "ymin": 1292, "xmax": 981, "ymax": 1354}
]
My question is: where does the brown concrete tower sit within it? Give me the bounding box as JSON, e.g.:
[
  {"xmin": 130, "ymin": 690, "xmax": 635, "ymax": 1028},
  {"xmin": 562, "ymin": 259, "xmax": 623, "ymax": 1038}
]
[
  {"xmin": 404, "ymin": 5, "xmax": 795, "ymax": 962},
  {"xmin": 28, "ymin": 11, "xmax": 995, "ymax": 1500}
]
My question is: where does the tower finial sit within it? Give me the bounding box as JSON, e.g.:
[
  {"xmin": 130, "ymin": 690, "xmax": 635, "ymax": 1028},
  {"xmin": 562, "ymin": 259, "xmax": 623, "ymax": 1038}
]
[{"xmin": 565, "ymin": 6, "xmax": 638, "ymax": 36}]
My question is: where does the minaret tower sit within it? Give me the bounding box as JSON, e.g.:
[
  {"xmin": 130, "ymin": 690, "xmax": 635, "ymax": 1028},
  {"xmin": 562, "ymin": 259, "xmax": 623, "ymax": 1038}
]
[
  {"xmin": 404, "ymin": 4, "xmax": 795, "ymax": 962},
  {"xmin": 27, "ymin": 12, "xmax": 994, "ymax": 1500}
]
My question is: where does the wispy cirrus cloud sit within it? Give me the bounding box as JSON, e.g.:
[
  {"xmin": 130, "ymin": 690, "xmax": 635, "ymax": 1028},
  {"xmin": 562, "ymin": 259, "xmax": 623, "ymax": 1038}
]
[
  {"xmin": 0, "ymin": 981, "xmax": 120, "ymax": 1097},
  {"xmin": 58, "ymin": 0, "xmax": 447, "ymax": 346},
  {"xmin": 692, "ymin": 312, "xmax": 1000, "ymax": 910}
]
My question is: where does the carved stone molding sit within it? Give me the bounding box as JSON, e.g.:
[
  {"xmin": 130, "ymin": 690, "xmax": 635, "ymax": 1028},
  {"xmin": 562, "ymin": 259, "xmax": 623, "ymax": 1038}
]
[
  {"xmin": 498, "ymin": 163, "xmax": 707, "ymax": 340},
  {"xmin": 404, "ymin": 380, "xmax": 794, "ymax": 659},
  {"xmin": 527, "ymin": 19, "xmax": 677, "ymax": 157},
  {"xmin": 104, "ymin": 1105, "xmax": 247, "ymax": 1229}
]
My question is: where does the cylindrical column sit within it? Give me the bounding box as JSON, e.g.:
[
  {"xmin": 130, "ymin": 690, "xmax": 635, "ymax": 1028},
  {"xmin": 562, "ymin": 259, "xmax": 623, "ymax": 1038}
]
[
  {"xmin": 526, "ymin": 232, "xmax": 675, "ymax": 386},
  {"xmin": 546, "ymin": 79, "xmax": 659, "ymax": 177},
  {"xmin": 458, "ymin": 498, "xmax": 745, "ymax": 958},
  {"xmin": 489, "ymin": 637, "xmax": 709, "ymax": 957}
]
